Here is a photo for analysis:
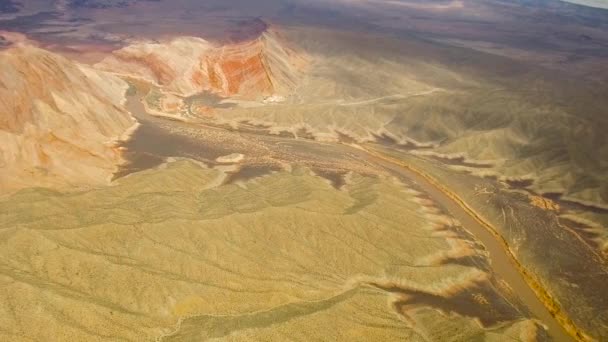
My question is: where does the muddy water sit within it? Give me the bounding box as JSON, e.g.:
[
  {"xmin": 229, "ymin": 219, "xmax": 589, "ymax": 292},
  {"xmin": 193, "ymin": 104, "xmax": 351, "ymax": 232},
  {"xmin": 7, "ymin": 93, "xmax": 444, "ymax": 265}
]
[
  {"xmin": 120, "ymin": 83, "xmax": 573, "ymax": 341},
  {"xmin": 119, "ymin": 83, "xmax": 248, "ymax": 172}
]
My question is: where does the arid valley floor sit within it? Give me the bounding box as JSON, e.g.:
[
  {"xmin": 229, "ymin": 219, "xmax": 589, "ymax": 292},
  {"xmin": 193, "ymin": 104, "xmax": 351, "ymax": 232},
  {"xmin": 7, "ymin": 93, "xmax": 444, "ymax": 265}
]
[{"xmin": 1, "ymin": 1, "xmax": 608, "ymax": 341}]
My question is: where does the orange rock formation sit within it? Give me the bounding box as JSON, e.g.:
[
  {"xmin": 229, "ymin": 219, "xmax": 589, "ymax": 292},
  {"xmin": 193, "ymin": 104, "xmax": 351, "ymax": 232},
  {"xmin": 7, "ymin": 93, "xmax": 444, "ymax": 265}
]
[
  {"xmin": 97, "ymin": 28, "xmax": 306, "ymax": 99},
  {"xmin": 0, "ymin": 38, "xmax": 137, "ymax": 192}
]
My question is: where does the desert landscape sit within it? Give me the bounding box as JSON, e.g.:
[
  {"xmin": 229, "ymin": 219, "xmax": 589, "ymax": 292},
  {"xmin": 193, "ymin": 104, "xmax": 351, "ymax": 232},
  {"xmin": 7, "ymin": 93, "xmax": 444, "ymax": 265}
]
[{"xmin": 1, "ymin": 0, "xmax": 608, "ymax": 341}]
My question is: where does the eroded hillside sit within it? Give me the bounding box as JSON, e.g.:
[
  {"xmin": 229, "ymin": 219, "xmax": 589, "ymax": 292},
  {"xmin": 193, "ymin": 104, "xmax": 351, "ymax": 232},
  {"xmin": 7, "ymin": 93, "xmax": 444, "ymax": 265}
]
[
  {"xmin": 0, "ymin": 160, "xmax": 546, "ymax": 341},
  {"xmin": 0, "ymin": 35, "xmax": 137, "ymax": 192}
]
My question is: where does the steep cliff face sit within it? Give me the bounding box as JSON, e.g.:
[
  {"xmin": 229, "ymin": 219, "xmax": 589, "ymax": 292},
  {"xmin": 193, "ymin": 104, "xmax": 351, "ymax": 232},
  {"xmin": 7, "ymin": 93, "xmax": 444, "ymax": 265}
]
[
  {"xmin": 0, "ymin": 41, "xmax": 137, "ymax": 192},
  {"xmin": 96, "ymin": 29, "xmax": 306, "ymax": 99}
]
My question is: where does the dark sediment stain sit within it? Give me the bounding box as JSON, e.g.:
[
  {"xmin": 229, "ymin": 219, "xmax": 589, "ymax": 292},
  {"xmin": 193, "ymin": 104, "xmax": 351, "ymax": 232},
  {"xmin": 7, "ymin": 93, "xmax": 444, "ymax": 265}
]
[
  {"xmin": 273, "ymin": 130, "xmax": 297, "ymax": 138},
  {"xmin": 428, "ymin": 155, "xmax": 494, "ymax": 169},
  {"xmin": 370, "ymin": 280, "xmax": 526, "ymax": 329},
  {"xmin": 336, "ymin": 131, "xmax": 357, "ymax": 144},
  {"xmin": 506, "ymin": 178, "xmax": 535, "ymax": 188},
  {"xmin": 113, "ymin": 152, "xmax": 165, "ymax": 180},
  {"xmin": 438, "ymin": 254, "xmax": 491, "ymax": 271},
  {"xmin": 371, "ymin": 134, "xmax": 433, "ymax": 151},
  {"xmin": 223, "ymin": 164, "xmax": 280, "ymax": 184},
  {"xmin": 229, "ymin": 121, "xmax": 278, "ymax": 136},
  {"xmin": 372, "ymin": 132, "xmax": 400, "ymax": 146},
  {"xmin": 238, "ymin": 120, "xmax": 272, "ymax": 129},
  {"xmin": 295, "ymin": 127, "xmax": 315, "ymax": 140},
  {"xmin": 312, "ymin": 169, "xmax": 348, "ymax": 189},
  {"xmin": 186, "ymin": 91, "xmax": 236, "ymax": 110}
]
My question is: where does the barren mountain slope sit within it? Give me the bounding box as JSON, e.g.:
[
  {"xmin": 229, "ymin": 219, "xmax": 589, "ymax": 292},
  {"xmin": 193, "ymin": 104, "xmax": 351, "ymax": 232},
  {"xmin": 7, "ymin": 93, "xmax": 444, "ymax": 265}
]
[
  {"xmin": 0, "ymin": 40, "xmax": 137, "ymax": 192},
  {"xmin": 0, "ymin": 160, "xmax": 547, "ymax": 341},
  {"xmin": 96, "ymin": 29, "xmax": 306, "ymax": 99}
]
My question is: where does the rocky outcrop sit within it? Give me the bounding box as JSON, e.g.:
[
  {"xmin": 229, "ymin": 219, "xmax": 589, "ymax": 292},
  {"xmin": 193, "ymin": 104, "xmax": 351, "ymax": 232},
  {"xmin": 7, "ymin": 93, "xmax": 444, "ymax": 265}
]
[
  {"xmin": 96, "ymin": 29, "xmax": 306, "ymax": 99},
  {"xmin": 0, "ymin": 39, "xmax": 137, "ymax": 192}
]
